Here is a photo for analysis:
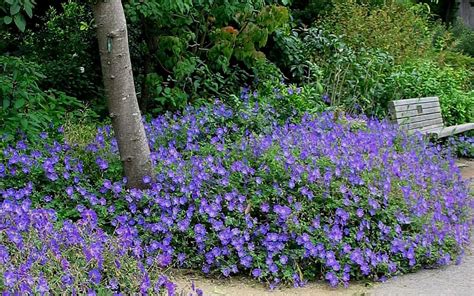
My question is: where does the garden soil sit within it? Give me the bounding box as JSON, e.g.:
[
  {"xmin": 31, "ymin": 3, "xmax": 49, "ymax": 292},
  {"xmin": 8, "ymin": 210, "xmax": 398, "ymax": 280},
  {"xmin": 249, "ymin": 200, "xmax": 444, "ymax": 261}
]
[{"xmin": 172, "ymin": 159, "xmax": 474, "ymax": 296}]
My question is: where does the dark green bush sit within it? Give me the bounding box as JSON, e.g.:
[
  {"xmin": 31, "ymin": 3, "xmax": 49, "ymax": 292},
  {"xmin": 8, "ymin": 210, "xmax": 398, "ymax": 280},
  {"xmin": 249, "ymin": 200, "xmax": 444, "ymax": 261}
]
[
  {"xmin": 271, "ymin": 27, "xmax": 395, "ymax": 117},
  {"xmin": 0, "ymin": 56, "xmax": 85, "ymax": 140},
  {"xmin": 20, "ymin": 1, "xmax": 103, "ymax": 109},
  {"xmin": 450, "ymin": 18, "xmax": 474, "ymax": 57},
  {"xmin": 125, "ymin": 1, "xmax": 290, "ymax": 114}
]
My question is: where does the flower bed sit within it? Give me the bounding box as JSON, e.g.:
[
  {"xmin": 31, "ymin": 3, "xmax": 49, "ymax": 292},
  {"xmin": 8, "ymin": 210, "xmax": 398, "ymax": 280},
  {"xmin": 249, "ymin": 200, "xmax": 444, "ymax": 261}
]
[
  {"xmin": 0, "ymin": 200, "xmax": 204, "ymax": 295},
  {"xmin": 1, "ymin": 102, "xmax": 472, "ymax": 290}
]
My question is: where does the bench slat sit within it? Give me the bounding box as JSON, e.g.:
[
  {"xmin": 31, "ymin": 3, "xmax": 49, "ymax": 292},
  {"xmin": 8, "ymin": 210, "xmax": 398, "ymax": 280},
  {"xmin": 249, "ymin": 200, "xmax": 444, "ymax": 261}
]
[
  {"xmin": 401, "ymin": 118, "xmax": 444, "ymax": 130},
  {"xmin": 390, "ymin": 97, "xmax": 439, "ymax": 106},
  {"xmin": 392, "ymin": 106, "xmax": 441, "ymax": 119},
  {"xmin": 390, "ymin": 101, "xmax": 441, "ymax": 112},
  {"xmin": 396, "ymin": 112, "xmax": 443, "ymax": 125},
  {"xmin": 389, "ymin": 97, "xmax": 474, "ymax": 138}
]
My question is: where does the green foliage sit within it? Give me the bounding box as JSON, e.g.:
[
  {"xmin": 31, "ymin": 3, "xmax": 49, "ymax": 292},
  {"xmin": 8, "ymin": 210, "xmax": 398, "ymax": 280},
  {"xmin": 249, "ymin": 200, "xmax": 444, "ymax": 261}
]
[
  {"xmin": 309, "ymin": 30, "xmax": 394, "ymax": 116},
  {"xmin": 290, "ymin": 0, "xmax": 334, "ymax": 25},
  {"xmin": 0, "ymin": 56, "xmax": 84, "ymax": 140},
  {"xmin": 383, "ymin": 60, "xmax": 474, "ymax": 125},
  {"xmin": 125, "ymin": 0, "xmax": 289, "ymax": 114},
  {"xmin": 20, "ymin": 1, "xmax": 103, "ymax": 108},
  {"xmin": 269, "ymin": 0, "xmax": 474, "ymax": 126},
  {"xmin": 0, "ymin": 0, "xmax": 35, "ymax": 31},
  {"xmin": 272, "ymin": 27, "xmax": 395, "ymax": 116},
  {"xmin": 320, "ymin": 0, "xmax": 434, "ymax": 62},
  {"xmin": 450, "ymin": 18, "xmax": 474, "ymax": 57}
]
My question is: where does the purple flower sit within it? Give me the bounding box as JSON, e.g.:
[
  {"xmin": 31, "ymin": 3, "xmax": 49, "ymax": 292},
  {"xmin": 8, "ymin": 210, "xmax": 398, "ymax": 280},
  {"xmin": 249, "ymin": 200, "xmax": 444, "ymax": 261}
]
[
  {"xmin": 95, "ymin": 157, "xmax": 108, "ymax": 170},
  {"xmin": 37, "ymin": 275, "xmax": 49, "ymax": 293},
  {"xmin": 0, "ymin": 245, "xmax": 9, "ymax": 264},
  {"xmin": 279, "ymin": 255, "xmax": 288, "ymax": 265},
  {"xmin": 252, "ymin": 269, "xmax": 262, "ymax": 278},
  {"xmin": 3, "ymin": 270, "xmax": 17, "ymax": 287},
  {"xmin": 61, "ymin": 274, "xmax": 74, "ymax": 287},
  {"xmin": 325, "ymin": 271, "xmax": 339, "ymax": 287},
  {"xmin": 143, "ymin": 175, "xmax": 152, "ymax": 184},
  {"xmin": 269, "ymin": 263, "xmax": 279, "ymax": 273},
  {"xmin": 88, "ymin": 269, "xmax": 102, "ymax": 285}
]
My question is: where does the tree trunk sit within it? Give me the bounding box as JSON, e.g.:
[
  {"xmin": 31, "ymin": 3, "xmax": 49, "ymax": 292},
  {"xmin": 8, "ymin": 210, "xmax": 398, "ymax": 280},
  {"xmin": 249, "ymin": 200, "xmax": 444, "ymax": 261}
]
[
  {"xmin": 459, "ymin": 0, "xmax": 474, "ymax": 28},
  {"xmin": 92, "ymin": 0, "xmax": 153, "ymax": 189}
]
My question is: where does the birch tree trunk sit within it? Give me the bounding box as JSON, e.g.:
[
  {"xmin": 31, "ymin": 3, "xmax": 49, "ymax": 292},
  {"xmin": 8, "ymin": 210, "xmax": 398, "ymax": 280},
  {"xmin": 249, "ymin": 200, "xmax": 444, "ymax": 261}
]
[{"xmin": 92, "ymin": 0, "xmax": 152, "ymax": 189}]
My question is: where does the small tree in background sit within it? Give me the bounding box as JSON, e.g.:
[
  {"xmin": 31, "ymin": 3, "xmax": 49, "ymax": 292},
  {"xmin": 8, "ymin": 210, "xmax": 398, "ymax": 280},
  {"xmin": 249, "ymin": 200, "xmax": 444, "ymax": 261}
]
[{"xmin": 91, "ymin": 0, "xmax": 153, "ymax": 188}]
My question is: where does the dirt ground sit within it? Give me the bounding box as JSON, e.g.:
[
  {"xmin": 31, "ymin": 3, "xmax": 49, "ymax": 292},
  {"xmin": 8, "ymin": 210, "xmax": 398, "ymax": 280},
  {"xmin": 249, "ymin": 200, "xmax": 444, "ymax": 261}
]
[
  {"xmin": 169, "ymin": 159, "xmax": 474, "ymax": 296},
  {"xmin": 171, "ymin": 271, "xmax": 369, "ymax": 296}
]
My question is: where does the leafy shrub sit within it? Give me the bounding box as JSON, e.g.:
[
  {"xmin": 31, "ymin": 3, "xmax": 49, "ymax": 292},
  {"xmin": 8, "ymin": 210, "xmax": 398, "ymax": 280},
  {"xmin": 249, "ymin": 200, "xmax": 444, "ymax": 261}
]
[
  {"xmin": 0, "ymin": 201, "xmax": 202, "ymax": 295},
  {"xmin": 290, "ymin": 0, "xmax": 334, "ymax": 25},
  {"xmin": 20, "ymin": 1, "xmax": 103, "ymax": 108},
  {"xmin": 1, "ymin": 98, "xmax": 472, "ymax": 288},
  {"xmin": 256, "ymin": 83, "xmax": 327, "ymax": 120},
  {"xmin": 450, "ymin": 18, "xmax": 474, "ymax": 57},
  {"xmin": 0, "ymin": 0, "xmax": 34, "ymax": 32},
  {"xmin": 125, "ymin": 1, "xmax": 290, "ymax": 113},
  {"xmin": 272, "ymin": 27, "xmax": 395, "ymax": 116},
  {"xmin": 0, "ymin": 56, "xmax": 83, "ymax": 140},
  {"xmin": 383, "ymin": 60, "xmax": 474, "ymax": 125},
  {"xmin": 270, "ymin": 1, "xmax": 474, "ymax": 123},
  {"xmin": 320, "ymin": 0, "xmax": 433, "ymax": 62}
]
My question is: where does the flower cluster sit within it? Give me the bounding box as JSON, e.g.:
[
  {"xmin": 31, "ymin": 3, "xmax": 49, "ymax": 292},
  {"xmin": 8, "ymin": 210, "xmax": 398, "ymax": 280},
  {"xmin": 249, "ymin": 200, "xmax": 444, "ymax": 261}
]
[
  {"xmin": 0, "ymin": 200, "xmax": 202, "ymax": 295},
  {"xmin": 1, "ymin": 98, "xmax": 472, "ymax": 289},
  {"xmin": 446, "ymin": 135, "xmax": 474, "ymax": 158}
]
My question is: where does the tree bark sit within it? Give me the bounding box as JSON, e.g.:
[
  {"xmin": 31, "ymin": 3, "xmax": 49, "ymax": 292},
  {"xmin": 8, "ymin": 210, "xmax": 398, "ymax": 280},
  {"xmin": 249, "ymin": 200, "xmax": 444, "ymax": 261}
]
[
  {"xmin": 459, "ymin": 0, "xmax": 474, "ymax": 28},
  {"xmin": 92, "ymin": 0, "xmax": 153, "ymax": 189}
]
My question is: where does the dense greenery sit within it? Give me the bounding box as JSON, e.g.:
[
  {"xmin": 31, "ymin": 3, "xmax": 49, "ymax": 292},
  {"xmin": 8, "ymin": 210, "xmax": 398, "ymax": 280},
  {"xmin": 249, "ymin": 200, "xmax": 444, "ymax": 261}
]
[
  {"xmin": 2, "ymin": 0, "xmax": 473, "ymax": 134},
  {"xmin": 0, "ymin": 56, "xmax": 85, "ymax": 140}
]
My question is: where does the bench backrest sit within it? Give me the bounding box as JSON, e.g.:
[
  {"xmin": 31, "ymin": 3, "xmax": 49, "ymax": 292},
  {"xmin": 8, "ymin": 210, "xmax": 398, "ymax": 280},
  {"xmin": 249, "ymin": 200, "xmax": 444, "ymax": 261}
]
[{"xmin": 388, "ymin": 97, "xmax": 444, "ymax": 132}]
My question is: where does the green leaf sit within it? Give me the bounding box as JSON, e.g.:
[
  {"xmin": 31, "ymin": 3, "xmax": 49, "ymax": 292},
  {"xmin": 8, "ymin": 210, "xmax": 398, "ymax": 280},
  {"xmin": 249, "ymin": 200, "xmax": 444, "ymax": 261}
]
[
  {"xmin": 14, "ymin": 98, "xmax": 25, "ymax": 109},
  {"xmin": 79, "ymin": 21, "xmax": 88, "ymax": 31},
  {"xmin": 3, "ymin": 16, "xmax": 12, "ymax": 25},
  {"xmin": 2, "ymin": 98, "xmax": 10, "ymax": 109},
  {"xmin": 20, "ymin": 118, "xmax": 28, "ymax": 130},
  {"xmin": 10, "ymin": 4, "xmax": 21, "ymax": 15},
  {"xmin": 24, "ymin": 4, "xmax": 33, "ymax": 18},
  {"xmin": 13, "ymin": 14, "xmax": 26, "ymax": 32}
]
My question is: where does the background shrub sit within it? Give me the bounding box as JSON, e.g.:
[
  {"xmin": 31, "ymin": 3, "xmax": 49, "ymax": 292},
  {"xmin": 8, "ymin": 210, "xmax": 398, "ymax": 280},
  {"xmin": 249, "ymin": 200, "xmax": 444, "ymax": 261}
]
[
  {"xmin": 20, "ymin": 1, "xmax": 104, "ymax": 112},
  {"xmin": 383, "ymin": 60, "xmax": 474, "ymax": 125},
  {"xmin": 319, "ymin": 0, "xmax": 433, "ymax": 62},
  {"xmin": 0, "ymin": 56, "xmax": 85, "ymax": 141},
  {"xmin": 450, "ymin": 18, "xmax": 474, "ymax": 57}
]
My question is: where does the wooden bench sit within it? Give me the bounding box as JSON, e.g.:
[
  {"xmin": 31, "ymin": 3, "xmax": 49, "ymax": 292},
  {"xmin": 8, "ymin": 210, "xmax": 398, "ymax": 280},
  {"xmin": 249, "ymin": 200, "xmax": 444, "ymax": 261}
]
[{"xmin": 388, "ymin": 97, "xmax": 474, "ymax": 138}]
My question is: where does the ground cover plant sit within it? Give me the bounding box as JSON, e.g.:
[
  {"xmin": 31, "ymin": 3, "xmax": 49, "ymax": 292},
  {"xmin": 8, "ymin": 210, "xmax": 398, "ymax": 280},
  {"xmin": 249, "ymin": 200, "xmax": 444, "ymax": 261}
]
[
  {"xmin": 0, "ymin": 202, "xmax": 205, "ymax": 295},
  {"xmin": 1, "ymin": 95, "xmax": 472, "ymax": 290}
]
